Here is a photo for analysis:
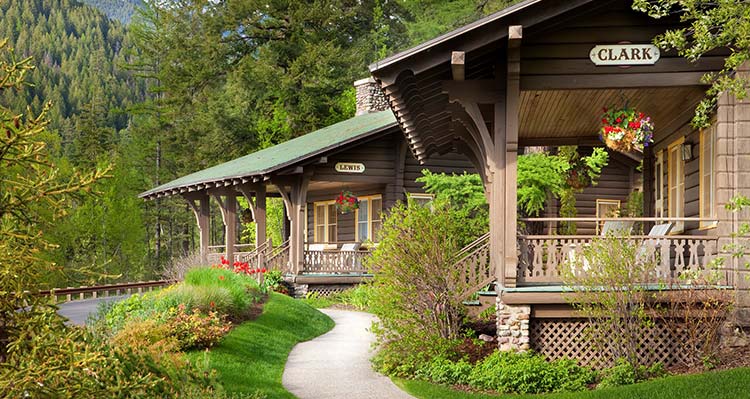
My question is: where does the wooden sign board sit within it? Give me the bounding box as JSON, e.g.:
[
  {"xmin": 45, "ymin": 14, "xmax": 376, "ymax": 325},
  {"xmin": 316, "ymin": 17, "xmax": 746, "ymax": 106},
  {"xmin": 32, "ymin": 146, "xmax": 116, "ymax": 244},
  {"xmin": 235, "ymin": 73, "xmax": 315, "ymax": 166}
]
[
  {"xmin": 589, "ymin": 44, "xmax": 660, "ymax": 66},
  {"xmin": 335, "ymin": 162, "xmax": 365, "ymax": 173}
]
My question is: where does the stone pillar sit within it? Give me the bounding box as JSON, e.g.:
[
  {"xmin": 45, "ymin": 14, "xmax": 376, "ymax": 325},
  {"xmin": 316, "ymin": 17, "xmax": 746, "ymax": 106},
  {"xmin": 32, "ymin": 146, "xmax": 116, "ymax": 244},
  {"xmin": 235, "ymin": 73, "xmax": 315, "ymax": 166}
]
[{"xmin": 496, "ymin": 297, "xmax": 531, "ymax": 351}]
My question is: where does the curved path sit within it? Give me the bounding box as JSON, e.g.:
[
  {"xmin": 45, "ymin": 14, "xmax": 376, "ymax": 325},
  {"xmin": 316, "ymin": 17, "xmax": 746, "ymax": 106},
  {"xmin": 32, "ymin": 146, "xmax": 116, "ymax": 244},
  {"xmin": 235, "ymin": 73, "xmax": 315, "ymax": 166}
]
[{"xmin": 283, "ymin": 308, "xmax": 414, "ymax": 399}]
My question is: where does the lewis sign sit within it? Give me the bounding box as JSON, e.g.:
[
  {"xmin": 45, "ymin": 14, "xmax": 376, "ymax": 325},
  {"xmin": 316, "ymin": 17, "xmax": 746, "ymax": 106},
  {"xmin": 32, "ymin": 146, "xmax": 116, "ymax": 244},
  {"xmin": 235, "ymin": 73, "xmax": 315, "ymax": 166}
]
[
  {"xmin": 589, "ymin": 44, "xmax": 660, "ymax": 66},
  {"xmin": 335, "ymin": 162, "xmax": 365, "ymax": 173}
]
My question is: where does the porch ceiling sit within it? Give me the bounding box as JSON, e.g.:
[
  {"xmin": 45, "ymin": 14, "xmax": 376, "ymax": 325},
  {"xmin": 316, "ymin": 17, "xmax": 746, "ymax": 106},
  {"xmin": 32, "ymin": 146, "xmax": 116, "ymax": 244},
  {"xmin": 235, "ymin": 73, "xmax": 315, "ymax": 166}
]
[{"xmin": 518, "ymin": 86, "xmax": 706, "ymax": 140}]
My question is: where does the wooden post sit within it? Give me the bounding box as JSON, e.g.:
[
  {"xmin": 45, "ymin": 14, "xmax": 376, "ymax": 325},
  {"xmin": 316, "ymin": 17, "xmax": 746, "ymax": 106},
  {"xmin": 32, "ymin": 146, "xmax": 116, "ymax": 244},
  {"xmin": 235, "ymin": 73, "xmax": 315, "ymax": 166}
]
[
  {"xmin": 211, "ymin": 191, "xmax": 237, "ymax": 263},
  {"xmin": 255, "ymin": 184, "xmax": 267, "ymax": 247},
  {"xmin": 184, "ymin": 193, "xmax": 210, "ymax": 264},
  {"xmin": 275, "ymin": 175, "xmax": 310, "ymax": 275},
  {"xmin": 642, "ymin": 146, "xmax": 654, "ymax": 233},
  {"xmin": 503, "ymin": 25, "xmax": 522, "ymax": 288}
]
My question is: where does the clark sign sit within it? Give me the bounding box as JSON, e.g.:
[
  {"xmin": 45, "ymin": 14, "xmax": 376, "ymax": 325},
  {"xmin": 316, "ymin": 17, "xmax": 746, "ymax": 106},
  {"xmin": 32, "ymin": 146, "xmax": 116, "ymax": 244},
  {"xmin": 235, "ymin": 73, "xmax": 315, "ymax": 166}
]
[{"xmin": 589, "ymin": 44, "xmax": 660, "ymax": 66}]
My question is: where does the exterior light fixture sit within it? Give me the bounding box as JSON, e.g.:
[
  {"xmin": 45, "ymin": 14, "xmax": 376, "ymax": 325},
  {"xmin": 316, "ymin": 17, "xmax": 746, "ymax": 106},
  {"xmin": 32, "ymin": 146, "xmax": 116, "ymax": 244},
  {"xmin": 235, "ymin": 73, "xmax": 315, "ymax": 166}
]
[{"xmin": 681, "ymin": 142, "xmax": 693, "ymax": 161}]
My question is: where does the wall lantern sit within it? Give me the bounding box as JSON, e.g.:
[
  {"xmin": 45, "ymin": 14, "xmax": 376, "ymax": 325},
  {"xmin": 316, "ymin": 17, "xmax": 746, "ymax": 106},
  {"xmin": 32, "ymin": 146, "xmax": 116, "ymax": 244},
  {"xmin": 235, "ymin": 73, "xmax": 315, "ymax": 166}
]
[{"xmin": 681, "ymin": 142, "xmax": 693, "ymax": 161}]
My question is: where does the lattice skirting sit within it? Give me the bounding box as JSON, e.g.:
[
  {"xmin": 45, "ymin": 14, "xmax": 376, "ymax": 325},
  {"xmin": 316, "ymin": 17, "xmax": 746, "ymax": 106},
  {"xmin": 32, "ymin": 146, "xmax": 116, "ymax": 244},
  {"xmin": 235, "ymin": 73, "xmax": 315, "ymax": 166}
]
[
  {"xmin": 530, "ymin": 318, "xmax": 692, "ymax": 368},
  {"xmin": 307, "ymin": 284, "xmax": 356, "ymax": 297}
]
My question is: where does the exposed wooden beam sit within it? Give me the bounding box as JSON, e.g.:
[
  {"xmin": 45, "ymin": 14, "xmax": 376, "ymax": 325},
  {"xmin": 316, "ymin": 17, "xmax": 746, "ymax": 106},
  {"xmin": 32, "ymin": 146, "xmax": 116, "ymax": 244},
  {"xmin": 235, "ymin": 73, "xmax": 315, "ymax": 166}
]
[
  {"xmin": 521, "ymin": 72, "xmax": 708, "ymax": 90},
  {"xmin": 441, "ymin": 80, "xmax": 504, "ymax": 103},
  {"xmin": 451, "ymin": 51, "xmax": 465, "ymax": 81},
  {"xmin": 519, "ymin": 136, "xmax": 602, "ymax": 147}
]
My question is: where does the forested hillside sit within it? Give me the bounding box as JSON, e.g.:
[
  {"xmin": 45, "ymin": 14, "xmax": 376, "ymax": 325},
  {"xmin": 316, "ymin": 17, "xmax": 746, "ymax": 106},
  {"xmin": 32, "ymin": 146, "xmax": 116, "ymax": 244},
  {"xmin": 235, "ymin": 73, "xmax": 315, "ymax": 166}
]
[
  {"xmin": 80, "ymin": 0, "xmax": 143, "ymax": 23},
  {"xmin": 0, "ymin": 0, "xmax": 517, "ymax": 287}
]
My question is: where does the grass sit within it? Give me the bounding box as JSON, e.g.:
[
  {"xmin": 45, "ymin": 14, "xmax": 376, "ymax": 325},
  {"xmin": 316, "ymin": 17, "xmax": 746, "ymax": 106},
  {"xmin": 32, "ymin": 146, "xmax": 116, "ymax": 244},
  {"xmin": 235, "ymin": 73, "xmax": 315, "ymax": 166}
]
[
  {"xmin": 395, "ymin": 367, "xmax": 750, "ymax": 399},
  {"xmin": 189, "ymin": 292, "xmax": 334, "ymax": 398}
]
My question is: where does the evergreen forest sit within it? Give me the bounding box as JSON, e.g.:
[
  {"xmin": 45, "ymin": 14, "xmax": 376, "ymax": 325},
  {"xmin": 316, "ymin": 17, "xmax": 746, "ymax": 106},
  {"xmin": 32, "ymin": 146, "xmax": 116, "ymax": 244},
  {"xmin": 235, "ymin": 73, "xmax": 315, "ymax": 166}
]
[{"xmin": 1, "ymin": 0, "xmax": 517, "ymax": 288}]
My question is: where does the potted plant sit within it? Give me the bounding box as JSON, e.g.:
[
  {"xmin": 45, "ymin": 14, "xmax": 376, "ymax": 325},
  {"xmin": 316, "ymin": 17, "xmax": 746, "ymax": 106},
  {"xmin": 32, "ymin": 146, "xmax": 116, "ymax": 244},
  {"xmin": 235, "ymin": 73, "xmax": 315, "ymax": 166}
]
[
  {"xmin": 335, "ymin": 191, "xmax": 359, "ymax": 214},
  {"xmin": 599, "ymin": 106, "xmax": 654, "ymax": 152}
]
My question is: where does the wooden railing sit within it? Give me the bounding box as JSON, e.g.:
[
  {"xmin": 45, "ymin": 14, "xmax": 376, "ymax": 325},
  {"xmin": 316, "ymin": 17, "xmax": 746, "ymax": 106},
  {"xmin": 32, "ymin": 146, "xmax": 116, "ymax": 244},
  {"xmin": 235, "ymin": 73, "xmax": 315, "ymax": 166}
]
[
  {"xmin": 266, "ymin": 240, "xmax": 291, "ymax": 273},
  {"xmin": 39, "ymin": 280, "xmax": 174, "ymax": 303},
  {"xmin": 517, "ymin": 234, "xmax": 723, "ymax": 285},
  {"xmin": 302, "ymin": 249, "xmax": 371, "ymax": 274},
  {"xmin": 453, "ymin": 233, "xmax": 494, "ymax": 300}
]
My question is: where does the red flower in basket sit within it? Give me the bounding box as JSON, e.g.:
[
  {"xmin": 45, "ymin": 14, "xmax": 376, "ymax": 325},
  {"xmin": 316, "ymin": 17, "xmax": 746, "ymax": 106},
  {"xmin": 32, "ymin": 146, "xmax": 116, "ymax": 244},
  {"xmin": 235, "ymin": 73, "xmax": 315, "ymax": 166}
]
[
  {"xmin": 599, "ymin": 106, "xmax": 654, "ymax": 152},
  {"xmin": 335, "ymin": 191, "xmax": 359, "ymax": 214}
]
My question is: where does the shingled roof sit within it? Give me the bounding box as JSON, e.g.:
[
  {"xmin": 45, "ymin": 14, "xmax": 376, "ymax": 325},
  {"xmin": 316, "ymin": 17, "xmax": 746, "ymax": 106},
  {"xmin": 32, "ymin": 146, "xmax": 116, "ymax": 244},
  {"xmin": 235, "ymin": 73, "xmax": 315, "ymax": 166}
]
[{"xmin": 139, "ymin": 110, "xmax": 397, "ymax": 200}]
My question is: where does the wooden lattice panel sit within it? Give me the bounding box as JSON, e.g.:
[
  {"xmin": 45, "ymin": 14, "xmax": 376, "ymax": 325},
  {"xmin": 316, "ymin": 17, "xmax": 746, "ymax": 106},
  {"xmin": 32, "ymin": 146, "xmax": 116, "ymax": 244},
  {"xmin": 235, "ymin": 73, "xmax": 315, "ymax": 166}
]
[
  {"xmin": 530, "ymin": 318, "xmax": 691, "ymax": 368},
  {"xmin": 307, "ymin": 284, "xmax": 354, "ymax": 297}
]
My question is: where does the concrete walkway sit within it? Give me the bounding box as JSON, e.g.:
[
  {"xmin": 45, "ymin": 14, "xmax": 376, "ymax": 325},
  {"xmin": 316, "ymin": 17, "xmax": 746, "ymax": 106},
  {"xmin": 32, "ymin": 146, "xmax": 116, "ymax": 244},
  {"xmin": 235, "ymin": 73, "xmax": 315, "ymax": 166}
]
[
  {"xmin": 283, "ymin": 308, "xmax": 414, "ymax": 399},
  {"xmin": 57, "ymin": 295, "xmax": 130, "ymax": 326}
]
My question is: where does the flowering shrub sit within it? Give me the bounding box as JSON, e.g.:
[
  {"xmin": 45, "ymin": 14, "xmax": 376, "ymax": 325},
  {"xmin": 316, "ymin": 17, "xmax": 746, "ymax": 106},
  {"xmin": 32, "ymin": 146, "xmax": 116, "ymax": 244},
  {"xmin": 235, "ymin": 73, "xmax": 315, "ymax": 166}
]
[
  {"xmin": 335, "ymin": 190, "xmax": 359, "ymax": 213},
  {"xmin": 599, "ymin": 107, "xmax": 654, "ymax": 152},
  {"xmin": 167, "ymin": 304, "xmax": 232, "ymax": 350}
]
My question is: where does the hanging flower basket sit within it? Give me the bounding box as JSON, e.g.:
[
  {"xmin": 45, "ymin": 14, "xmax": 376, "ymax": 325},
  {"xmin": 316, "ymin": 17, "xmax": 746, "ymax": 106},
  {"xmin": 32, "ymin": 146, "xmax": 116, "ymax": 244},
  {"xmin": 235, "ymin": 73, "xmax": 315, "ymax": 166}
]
[
  {"xmin": 566, "ymin": 164, "xmax": 592, "ymax": 190},
  {"xmin": 599, "ymin": 106, "xmax": 654, "ymax": 152},
  {"xmin": 335, "ymin": 191, "xmax": 359, "ymax": 214}
]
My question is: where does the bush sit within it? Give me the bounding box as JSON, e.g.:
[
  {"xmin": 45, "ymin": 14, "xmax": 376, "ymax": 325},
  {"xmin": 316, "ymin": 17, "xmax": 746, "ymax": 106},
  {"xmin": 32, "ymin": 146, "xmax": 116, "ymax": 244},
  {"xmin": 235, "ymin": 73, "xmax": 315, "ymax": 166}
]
[
  {"xmin": 415, "ymin": 356, "xmax": 473, "ymax": 386},
  {"xmin": 167, "ymin": 304, "xmax": 232, "ymax": 350},
  {"xmin": 368, "ymin": 201, "xmax": 484, "ymax": 376},
  {"xmin": 598, "ymin": 358, "xmax": 667, "ymax": 389},
  {"xmin": 468, "ymin": 351, "xmax": 594, "ymax": 394},
  {"xmin": 339, "ymin": 283, "xmax": 374, "ymax": 311},
  {"xmin": 261, "ymin": 270, "xmax": 289, "ymax": 295},
  {"xmin": 184, "ymin": 267, "xmax": 262, "ymax": 315}
]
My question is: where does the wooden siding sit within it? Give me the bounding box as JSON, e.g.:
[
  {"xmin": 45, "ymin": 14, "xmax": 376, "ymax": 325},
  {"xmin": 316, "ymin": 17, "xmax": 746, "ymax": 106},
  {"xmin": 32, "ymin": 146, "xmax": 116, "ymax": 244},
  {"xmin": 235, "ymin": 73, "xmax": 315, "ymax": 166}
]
[{"xmin": 304, "ymin": 132, "xmax": 474, "ymax": 242}]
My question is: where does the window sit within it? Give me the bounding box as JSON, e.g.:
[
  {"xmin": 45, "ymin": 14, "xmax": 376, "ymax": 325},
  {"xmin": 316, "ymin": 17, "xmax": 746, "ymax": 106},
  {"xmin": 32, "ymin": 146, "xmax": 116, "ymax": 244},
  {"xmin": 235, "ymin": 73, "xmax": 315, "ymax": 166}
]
[
  {"xmin": 313, "ymin": 201, "xmax": 337, "ymax": 243},
  {"xmin": 409, "ymin": 192, "xmax": 434, "ymax": 207},
  {"xmin": 654, "ymin": 150, "xmax": 665, "ymax": 218},
  {"xmin": 700, "ymin": 123, "xmax": 717, "ymax": 229},
  {"xmin": 355, "ymin": 195, "xmax": 382, "ymax": 242},
  {"xmin": 668, "ymin": 137, "xmax": 685, "ymax": 232},
  {"xmin": 596, "ymin": 199, "xmax": 621, "ymax": 234}
]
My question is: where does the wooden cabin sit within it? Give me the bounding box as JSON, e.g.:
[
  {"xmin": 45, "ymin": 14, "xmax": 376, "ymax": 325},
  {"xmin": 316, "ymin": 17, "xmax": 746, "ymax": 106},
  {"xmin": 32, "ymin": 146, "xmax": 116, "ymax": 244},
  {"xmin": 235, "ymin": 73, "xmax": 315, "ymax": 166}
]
[
  {"xmin": 140, "ymin": 78, "xmax": 475, "ymax": 295},
  {"xmin": 368, "ymin": 0, "xmax": 749, "ymax": 364}
]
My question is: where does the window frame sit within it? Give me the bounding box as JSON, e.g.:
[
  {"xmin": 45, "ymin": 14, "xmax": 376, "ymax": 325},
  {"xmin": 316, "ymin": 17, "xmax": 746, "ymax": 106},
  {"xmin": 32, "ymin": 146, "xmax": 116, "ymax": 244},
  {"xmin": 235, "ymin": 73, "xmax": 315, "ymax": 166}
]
[
  {"xmin": 312, "ymin": 200, "xmax": 337, "ymax": 244},
  {"xmin": 408, "ymin": 192, "xmax": 435, "ymax": 207},
  {"xmin": 354, "ymin": 194, "xmax": 383, "ymax": 242},
  {"xmin": 699, "ymin": 122, "xmax": 717, "ymax": 230},
  {"xmin": 667, "ymin": 137, "xmax": 686, "ymax": 233},
  {"xmin": 654, "ymin": 150, "xmax": 665, "ymax": 218},
  {"xmin": 595, "ymin": 199, "xmax": 622, "ymax": 234}
]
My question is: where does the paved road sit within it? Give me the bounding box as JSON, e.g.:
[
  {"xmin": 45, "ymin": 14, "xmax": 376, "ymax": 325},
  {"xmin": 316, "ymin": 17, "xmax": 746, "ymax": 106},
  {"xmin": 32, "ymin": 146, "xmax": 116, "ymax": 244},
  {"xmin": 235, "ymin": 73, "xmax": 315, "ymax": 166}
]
[
  {"xmin": 57, "ymin": 295, "xmax": 130, "ymax": 326},
  {"xmin": 283, "ymin": 308, "xmax": 414, "ymax": 399}
]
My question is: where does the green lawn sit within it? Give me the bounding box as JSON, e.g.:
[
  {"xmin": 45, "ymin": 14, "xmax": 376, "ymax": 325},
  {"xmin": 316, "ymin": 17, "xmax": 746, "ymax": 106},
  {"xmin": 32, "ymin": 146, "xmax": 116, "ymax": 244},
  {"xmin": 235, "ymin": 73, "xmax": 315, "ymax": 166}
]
[
  {"xmin": 190, "ymin": 292, "xmax": 334, "ymax": 398},
  {"xmin": 396, "ymin": 367, "xmax": 750, "ymax": 399}
]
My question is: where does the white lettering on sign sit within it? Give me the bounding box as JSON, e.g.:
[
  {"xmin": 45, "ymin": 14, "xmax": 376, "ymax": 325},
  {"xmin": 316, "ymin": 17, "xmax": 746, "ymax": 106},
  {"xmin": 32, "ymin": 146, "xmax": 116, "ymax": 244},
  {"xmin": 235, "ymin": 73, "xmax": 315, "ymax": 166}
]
[
  {"xmin": 335, "ymin": 162, "xmax": 366, "ymax": 173},
  {"xmin": 589, "ymin": 44, "xmax": 660, "ymax": 66}
]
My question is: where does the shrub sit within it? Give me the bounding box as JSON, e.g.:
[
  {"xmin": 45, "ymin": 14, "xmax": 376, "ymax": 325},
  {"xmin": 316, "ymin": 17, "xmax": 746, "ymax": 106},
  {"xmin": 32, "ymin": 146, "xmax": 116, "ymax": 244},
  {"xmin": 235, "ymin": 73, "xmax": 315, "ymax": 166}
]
[
  {"xmin": 262, "ymin": 270, "xmax": 289, "ymax": 295},
  {"xmin": 339, "ymin": 283, "xmax": 374, "ymax": 311},
  {"xmin": 598, "ymin": 358, "xmax": 667, "ymax": 389},
  {"xmin": 468, "ymin": 351, "xmax": 594, "ymax": 394},
  {"xmin": 167, "ymin": 304, "xmax": 232, "ymax": 350},
  {"xmin": 562, "ymin": 235, "xmax": 657, "ymax": 368},
  {"xmin": 367, "ymin": 201, "xmax": 480, "ymax": 376},
  {"xmin": 415, "ymin": 356, "xmax": 473, "ymax": 386}
]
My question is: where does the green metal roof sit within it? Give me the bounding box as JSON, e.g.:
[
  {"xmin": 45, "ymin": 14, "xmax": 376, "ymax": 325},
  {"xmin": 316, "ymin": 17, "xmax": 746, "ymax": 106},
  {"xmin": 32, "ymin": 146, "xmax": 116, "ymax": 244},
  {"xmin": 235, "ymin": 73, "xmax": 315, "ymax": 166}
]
[{"xmin": 140, "ymin": 110, "xmax": 397, "ymax": 199}]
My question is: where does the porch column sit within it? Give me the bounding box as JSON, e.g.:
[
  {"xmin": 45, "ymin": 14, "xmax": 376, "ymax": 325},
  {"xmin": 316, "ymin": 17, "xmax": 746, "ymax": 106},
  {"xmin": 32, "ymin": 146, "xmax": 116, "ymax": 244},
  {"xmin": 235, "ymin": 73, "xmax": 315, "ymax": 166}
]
[
  {"xmin": 211, "ymin": 191, "xmax": 237, "ymax": 263},
  {"xmin": 716, "ymin": 65, "xmax": 750, "ymax": 324},
  {"xmin": 238, "ymin": 184, "xmax": 267, "ymax": 246},
  {"xmin": 275, "ymin": 175, "xmax": 310, "ymax": 275},
  {"xmin": 184, "ymin": 192, "xmax": 210, "ymax": 264},
  {"xmin": 503, "ymin": 26, "xmax": 521, "ymax": 288}
]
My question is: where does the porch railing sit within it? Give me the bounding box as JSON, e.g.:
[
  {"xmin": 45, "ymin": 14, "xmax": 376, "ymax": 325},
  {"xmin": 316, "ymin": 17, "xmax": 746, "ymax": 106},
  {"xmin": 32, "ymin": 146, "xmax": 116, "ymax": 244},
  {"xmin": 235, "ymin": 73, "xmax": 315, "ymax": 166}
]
[
  {"xmin": 302, "ymin": 247, "xmax": 372, "ymax": 274},
  {"xmin": 266, "ymin": 239, "xmax": 291, "ymax": 274},
  {"xmin": 453, "ymin": 233, "xmax": 493, "ymax": 300},
  {"xmin": 207, "ymin": 243, "xmax": 256, "ymax": 264}
]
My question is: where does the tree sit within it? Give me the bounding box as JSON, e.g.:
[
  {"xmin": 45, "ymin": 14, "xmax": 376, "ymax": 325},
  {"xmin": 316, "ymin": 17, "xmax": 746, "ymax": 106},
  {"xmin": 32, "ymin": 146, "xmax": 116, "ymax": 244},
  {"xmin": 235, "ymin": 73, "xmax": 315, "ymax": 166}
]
[{"xmin": 633, "ymin": 0, "xmax": 750, "ymax": 127}]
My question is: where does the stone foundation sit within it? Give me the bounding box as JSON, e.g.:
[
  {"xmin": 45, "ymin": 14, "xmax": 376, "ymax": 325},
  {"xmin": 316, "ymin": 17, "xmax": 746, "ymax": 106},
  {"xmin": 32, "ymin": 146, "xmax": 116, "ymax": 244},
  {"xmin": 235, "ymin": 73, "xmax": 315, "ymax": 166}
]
[
  {"xmin": 292, "ymin": 283, "xmax": 308, "ymax": 298},
  {"xmin": 496, "ymin": 296, "xmax": 531, "ymax": 351}
]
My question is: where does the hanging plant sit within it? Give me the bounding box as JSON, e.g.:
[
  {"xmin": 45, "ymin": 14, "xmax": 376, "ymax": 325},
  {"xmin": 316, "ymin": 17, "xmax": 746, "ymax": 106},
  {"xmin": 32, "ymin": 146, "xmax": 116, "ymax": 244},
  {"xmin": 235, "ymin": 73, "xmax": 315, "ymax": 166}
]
[
  {"xmin": 566, "ymin": 163, "xmax": 592, "ymax": 190},
  {"xmin": 599, "ymin": 106, "xmax": 654, "ymax": 152},
  {"xmin": 335, "ymin": 191, "xmax": 359, "ymax": 214},
  {"xmin": 240, "ymin": 208, "xmax": 254, "ymax": 224}
]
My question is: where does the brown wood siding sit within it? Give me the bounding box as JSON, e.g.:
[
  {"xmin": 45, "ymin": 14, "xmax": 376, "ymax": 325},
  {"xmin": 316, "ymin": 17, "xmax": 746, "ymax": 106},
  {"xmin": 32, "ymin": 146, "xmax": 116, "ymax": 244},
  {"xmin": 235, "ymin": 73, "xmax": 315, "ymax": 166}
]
[
  {"xmin": 404, "ymin": 151, "xmax": 476, "ymax": 194},
  {"xmin": 570, "ymin": 152, "xmax": 635, "ymax": 235}
]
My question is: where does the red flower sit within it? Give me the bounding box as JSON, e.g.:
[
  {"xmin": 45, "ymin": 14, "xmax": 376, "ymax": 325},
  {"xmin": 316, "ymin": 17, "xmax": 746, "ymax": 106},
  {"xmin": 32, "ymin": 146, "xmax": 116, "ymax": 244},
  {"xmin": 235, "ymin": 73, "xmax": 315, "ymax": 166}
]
[
  {"xmin": 209, "ymin": 301, "xmax": 215, "ymax": 308},
  {"xmin": 261, "ymin": 268, "xmax": 267, "ymax": 273},
  {"xmin": 218, "ymin": 275, "xmax": 225, "ymax": 281},
  {"xmin": 615, "ymin": 118, "xmax": 621, "ymax": 124},
  {"xmin": 601, "ymin": 118, "xmax": 608, "ymax": 124}
]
